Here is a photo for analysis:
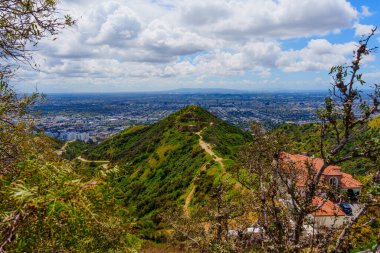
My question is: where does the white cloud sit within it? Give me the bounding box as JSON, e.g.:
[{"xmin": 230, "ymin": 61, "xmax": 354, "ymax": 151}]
[
  {"xmin": 364, "ymin": 71, "xmax": 380, "ymax": 79},
  {"xmin": 276, "ymin": 40, "xmax": 356, "ymax": 72},
  {"xmin": 139, "ymin": 20, "xmax": 215, "ymax": 57},
  {"xmin": 182, "ymin": 0, "xmax": 358, "ymax": 40},
  {"xmin": 84, "ymin": 4, "xmax": 142, "ymax": 47},
  {"xmin": 361, "ymin": 6, "xmax": 372, "ymax": 17},
  {"xmin": 15, "ymin": 0, "xmax": 376, "ymax": 92},
  {"xmin": 353, "ymin": 23, "xmax": 375, "ymax": 37},
  {"xmin": 180, "ymin": 1, "xmax": 231, "ymax": 26},
  {"xmin": 187, "ymin": 41, "xmax": 281, "ymax": 77}
]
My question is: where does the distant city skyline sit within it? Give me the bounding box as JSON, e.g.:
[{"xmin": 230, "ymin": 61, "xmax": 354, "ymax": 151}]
[
  {"xmin": 14, "ymin": 0, "xmax": 380, "ymax": 93},
  {"xmin": 40, "ymin": 88, "xmax": 332, "ymax": 95},
  {"xmin": 35, "ymin": 92, "xmax": 325, "ymax": 142}
]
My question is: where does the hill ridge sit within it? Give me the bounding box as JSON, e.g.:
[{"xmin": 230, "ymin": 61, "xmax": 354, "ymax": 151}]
[{"xmin": 80, "ymin": 106, "xmax": 251, "ymax": 220}]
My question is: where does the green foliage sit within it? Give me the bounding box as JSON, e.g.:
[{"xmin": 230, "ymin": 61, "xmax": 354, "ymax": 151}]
[
  {"xmin": 82, "ymin": 106, "xmax": 251, "ymax": 225},
  {"xmin": 275, "ymin": 122, "xmax": 320, "ymax": 154},
  {"xmin": 46, "ymin": 136, "xmax": 65, "ymax": 150},
  {"xmin": 203, "ymin": 120, "xmax": 252, "ymax": 159},
  {"xmin": 0, "ymin": 0, "xmax": 75, "ymax": 78},
  {"xmin": 0, "ymin": 81, "xmax": 43, "ymax": 173},
  {"xmin": 65, "ymin": 140, "xmax": 91, "ymax": 160},
  {"xmin": 275, "ymin": 116, "xmax": 380, "ymax": 175},
  {"xmin": 0, "ymin": 151, "xmax": 141, "ymax": 252},
  {"xmin": 1, "ymin": 91, "xmax": 375, "ymax": 252}
]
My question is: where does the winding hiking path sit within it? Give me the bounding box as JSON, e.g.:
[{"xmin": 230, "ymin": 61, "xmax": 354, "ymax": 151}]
[
  {"xmin": 183, "ymin": 123, "xmax": 226, "ymax": 217},
  {"xmin": 56, "ymin": 141, "xmax": 110, "ymax": 169},
  {"xmin": 196, "ymin": 124, "xmax": 225, "ymax": 170},
  {"xmin": 76, "ymin": 156, "xmax": 109, "ymax": 163},
  {"xmin": 62, "ymin": 140, "xmax": 74, "ymax": 151},
  {"xmin": 183, "ymin": 187, "xmax": 196, "ymax": 218},
  {"xmin": 183, "ymin": 165, "xmax": 206, "ymax": 218},
  {"xmin": 76, "ymin": 156, "xmax": 110, "ymax": 169},
  {"xmin": 55, "ymin": 140, "xmax": 74, "ymax": 155}
]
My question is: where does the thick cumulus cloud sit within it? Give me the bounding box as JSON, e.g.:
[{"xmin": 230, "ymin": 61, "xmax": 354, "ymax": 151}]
[
  {"xmin": 139, "ymin": 20, "xmax": 215, "ymax": 57},
  {"xmin": 180, "ymin": 1, "xmax": 231, "ymax": 26},
  {"xmin": 17, "ymin": 0, "xmax": 376, "ymax": 92},
  {"xmin": 276, "ymin": 40, "xmax": 356, "ymax": 72},
  {"xmin": 84, "ymin": 4, "xmax": 142, "ymax": 46},
  {"xmin": 180, "ymin": 0, "xmax": 358, "ymax": 39}
]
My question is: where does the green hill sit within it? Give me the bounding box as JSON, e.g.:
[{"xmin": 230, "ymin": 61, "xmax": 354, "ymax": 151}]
[{"xmin": 82, "ymin": 106, "xmax": 251, "ymax": 222}]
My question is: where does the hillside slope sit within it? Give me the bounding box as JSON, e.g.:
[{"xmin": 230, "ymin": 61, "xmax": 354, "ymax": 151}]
[{"xmin": 83, "ymin": 106, "xmax": 251, "ymax": 220}]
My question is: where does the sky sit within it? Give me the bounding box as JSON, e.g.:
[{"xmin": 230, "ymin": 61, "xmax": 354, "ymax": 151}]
[{"xmin": 13, "ymin": 0, "xmax": 380, "ymax": 93}]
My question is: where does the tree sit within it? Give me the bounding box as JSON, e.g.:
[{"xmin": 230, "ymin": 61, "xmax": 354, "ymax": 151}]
[
  {"xmin": 0, "ymin": 0, "xmax": 74, "ymax": 172},
  {"xmin": 165, "ymin": 179, "xmax": 251, "ymax": 253},
  {"xmin": 235, "ymin": 30, "xmax": 379, "ymax": 252},
  {"xmin": 0, "ymin": 0, "xmax": 74, "ymax": 78},
  {"xmin": 317, "ymin": 28, "xmax": 380, "ymax": 252},
  {"xmin": 164, "ymin": 32, "xmax": 379, "ymax": 252},
  {"xmin": 0, "ymin": 81, "xmax": 41, "ymax": 173},
  {"xmin": 0, "ymin": 3, "xmax": 143, "ymax": 249},
  {"xmin": 236, "ymin": 124, "xmax": 316, "ymax": 252},
  {"xmin": 0, "ymin": 2, "xmax": 138, "ymax": 252}
]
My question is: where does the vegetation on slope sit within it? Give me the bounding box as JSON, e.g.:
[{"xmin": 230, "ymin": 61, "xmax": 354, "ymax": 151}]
[
  {"xmin": 81, "ymin": 106, "xmax": 251, "ymax": 226},
  {"xmin": 202, "ymin": 119, "xmax": 252, "ymax": 159}
]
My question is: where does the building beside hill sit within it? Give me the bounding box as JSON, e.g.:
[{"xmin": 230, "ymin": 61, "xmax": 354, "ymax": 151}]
[
  {"xmin": 280, "ymin": 153, "xmax": 363, "ymax": 229},
  {"xmin": 281, "ymin": 153, "xmax": 363, "ymax": 194}
]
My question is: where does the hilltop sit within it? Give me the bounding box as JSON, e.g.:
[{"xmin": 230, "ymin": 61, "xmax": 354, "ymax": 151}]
[{"xmin": 81, "ymin": 106, "xmax": 251, "ymax": 221}]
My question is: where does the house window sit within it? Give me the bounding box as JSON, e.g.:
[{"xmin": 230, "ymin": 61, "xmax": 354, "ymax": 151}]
[{"xmin": 329, "ymin": 177, "xmax": 339, "ymax": 187}]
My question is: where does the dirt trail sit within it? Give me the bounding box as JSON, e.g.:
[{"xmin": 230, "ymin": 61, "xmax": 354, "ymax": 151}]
[
  {"xmin": 76, "ymin": 156, "xmax": 109, "ymax": 163},
  {"xmin": 196, "ymin": 125, "xmax": 225, "ymax": 170},
  {"xmin": 55, "ymin": 140, "xmax": 75, "ymax": 155},
  {"xmin": 56, "ymin": 141, "xmax": 109, "ymax": 169},
  {"xmin": 76, "ymin": 156, "xmax": 110, "ymax": 169},
  {"xmin": 183, "ymin": 124, "xmax": 225, "ymax": 217},
  {"xmin": 183, "ymin": 165, "xmax": 206, "ymax": 218},
  {"xmin": 183, "ymin": 186, "xmax": 196, "ymax": 218},
  {"xmin": 62, "ymin": 140, "xmax": 74, "ymax": 151}
]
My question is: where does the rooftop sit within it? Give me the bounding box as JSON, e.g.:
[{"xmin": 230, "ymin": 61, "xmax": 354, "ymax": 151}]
[
  {"xmin": 312, "ymin": 197, "xmax": 345, "ymax": 217},
  {"xmin": 280, "ymin": 153, "xmax": 363, "ymax": 189}
]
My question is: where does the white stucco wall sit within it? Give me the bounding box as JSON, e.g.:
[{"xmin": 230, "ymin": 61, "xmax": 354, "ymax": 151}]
[{"xmin": 307, "ymin": 215, "xmax": 347, "ymax": 229}]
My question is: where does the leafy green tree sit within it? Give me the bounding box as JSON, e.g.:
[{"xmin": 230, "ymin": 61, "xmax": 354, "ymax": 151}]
[
  {"xmin": 235, "ymin": 30, "xmax": 379, "ymax": 252},
  {"xmin": 317, "ymin": 29, "xmax": 379, "ymax": 252},
  {"xmin": 0, "ymin": 0, "xmax": 74, "ymax": 78},
  {"xmin": 0, "ymin": 0, "xmax": 74, "ymax": 172},
  {"xmin": 0, "ymin": 2, "xmax": 141, "ymax": 252}
]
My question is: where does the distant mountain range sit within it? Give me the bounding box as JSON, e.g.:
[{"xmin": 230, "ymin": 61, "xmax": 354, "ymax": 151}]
[
  {"xmin": 43, "ymin": 88, "xmax": 332, "ymax": 95},
  {"xmin": 163, "ymin": 88, "xmax": 250, "ymax": 94}
]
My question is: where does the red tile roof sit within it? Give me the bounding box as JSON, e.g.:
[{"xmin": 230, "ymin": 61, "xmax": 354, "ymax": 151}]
[
  {"xmin": 312, "ymin": 197, "xmax": 345, "ymax": 217},
  {"xmin": 280, "ymin": 153, "xmax": 362, "ymax": 189},
  {"xmin": 340, "ymin": 172, "xmax": 363, "ymax": 188}
]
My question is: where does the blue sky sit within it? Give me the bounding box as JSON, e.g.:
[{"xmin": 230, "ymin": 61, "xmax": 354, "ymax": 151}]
[{"xmin": 14, "ymin": 0, "xmax": 380, "ymax": 93}]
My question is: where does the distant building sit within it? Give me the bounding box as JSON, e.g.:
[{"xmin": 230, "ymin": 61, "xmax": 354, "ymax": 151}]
[{"xmin": 59, "ymin": 131, "xmax": 90, "ymax": 142}]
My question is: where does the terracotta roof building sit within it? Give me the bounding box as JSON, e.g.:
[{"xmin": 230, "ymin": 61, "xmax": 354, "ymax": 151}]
[
  {"xmin": 280, "ymin": 152, "xmax": 363, "ymax": 191},
  {"xmin": 279, "ymin": 153, "xmax": 363, "ymax": 228},
  {"xmin": 312, "ymin": 197, "xmax": 345, "ymax": 217}
]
